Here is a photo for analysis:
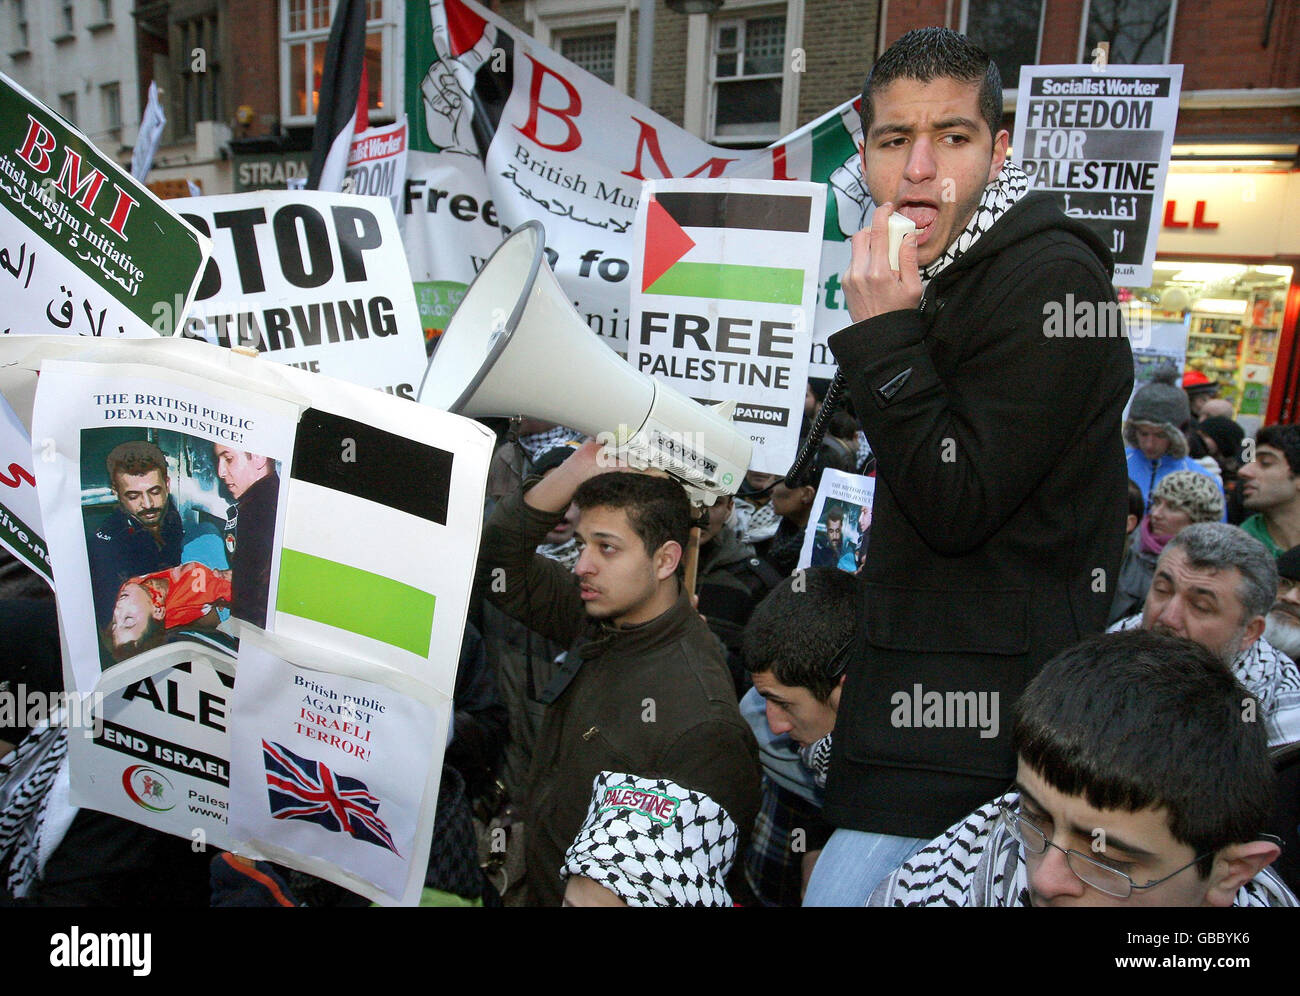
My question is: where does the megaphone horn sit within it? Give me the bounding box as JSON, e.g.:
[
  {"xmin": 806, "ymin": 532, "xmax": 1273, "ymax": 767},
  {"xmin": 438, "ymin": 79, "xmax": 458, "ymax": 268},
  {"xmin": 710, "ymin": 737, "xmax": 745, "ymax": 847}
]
[{"xmin": 417, "ymin": 221, "xmax": 751, "ymax": 504}]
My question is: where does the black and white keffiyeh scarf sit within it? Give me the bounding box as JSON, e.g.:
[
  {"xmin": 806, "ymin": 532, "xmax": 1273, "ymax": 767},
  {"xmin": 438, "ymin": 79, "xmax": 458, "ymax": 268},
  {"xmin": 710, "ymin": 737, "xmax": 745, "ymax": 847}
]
[
  {"xmin": 798, "ymin": 732, "xmax": 832, "ymax": 790},
  {"xmin": 517, "ymin": 425, "xmax": 581, "ymax": 463},
  {"xmin": 917, "ymin": 160, "xmax": 1029, "ymax": 289},
  {"xmin": 562, "ymin": 771, "xmax": 738, "ymax": 907},
  {"xmin": 536, "ymin": 536, "xmax": 581, "ymax": 572},
  {"xmin": 0, "ymin": 718, "xmax": 71, "ymax": 898},
  {"xmin": 870, "ymin": 792, "xmax": 1300, "ymax": 907}
]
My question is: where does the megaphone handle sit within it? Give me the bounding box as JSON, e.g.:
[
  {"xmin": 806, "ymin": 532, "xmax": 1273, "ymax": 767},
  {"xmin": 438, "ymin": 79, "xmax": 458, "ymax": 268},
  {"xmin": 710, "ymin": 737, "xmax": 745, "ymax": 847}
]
[
  {"xmin": 683, "ymin": 524, "xmax": 702, "ymax": 598},
  {"xmin": 785, "ymin": 368, "xmax": 848, "ymax": 487}
]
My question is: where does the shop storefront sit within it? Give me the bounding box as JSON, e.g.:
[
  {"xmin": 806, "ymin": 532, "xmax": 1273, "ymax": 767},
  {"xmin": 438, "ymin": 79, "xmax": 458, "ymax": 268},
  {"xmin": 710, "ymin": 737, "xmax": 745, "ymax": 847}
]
[{"xmin": 1123, "ymin": 167, "xmax": 1300, "ymax": 431}]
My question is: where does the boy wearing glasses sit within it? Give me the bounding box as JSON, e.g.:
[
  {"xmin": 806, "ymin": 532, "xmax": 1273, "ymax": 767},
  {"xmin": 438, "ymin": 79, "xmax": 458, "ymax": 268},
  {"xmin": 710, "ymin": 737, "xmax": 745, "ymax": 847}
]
[{"xmin": 869, "ymin": 630, "xmax": 1296, "ymax": 906}]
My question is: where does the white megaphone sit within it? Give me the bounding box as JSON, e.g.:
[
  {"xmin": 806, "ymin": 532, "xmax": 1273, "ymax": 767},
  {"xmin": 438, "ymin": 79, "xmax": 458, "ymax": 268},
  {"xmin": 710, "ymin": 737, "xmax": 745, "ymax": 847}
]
[{"xmin": 417, "ymin": 221, "xmax": 751, "ymax": 506}]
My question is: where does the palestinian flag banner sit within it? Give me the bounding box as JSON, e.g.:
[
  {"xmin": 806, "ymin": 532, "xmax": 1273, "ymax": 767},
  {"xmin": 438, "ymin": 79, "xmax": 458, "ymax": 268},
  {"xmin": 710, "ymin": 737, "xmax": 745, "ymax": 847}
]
[
  {"xmin": 307, "ymin": 0, "xmax": 370, "ymax": 192},
  {"xmin": 641, "ymin": 190, "xmax": 817, "ymax": 306},
  {"xmin": 274, "ymin": 402, "xmax": 489, "ymax": 687},
  {"xmin": 629, "ymin": 178, "xmax": 824, "ymax": 478}
]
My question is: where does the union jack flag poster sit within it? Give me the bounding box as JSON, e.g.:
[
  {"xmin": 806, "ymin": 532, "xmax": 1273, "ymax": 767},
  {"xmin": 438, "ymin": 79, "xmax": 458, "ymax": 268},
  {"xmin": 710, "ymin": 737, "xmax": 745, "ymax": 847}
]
[
  {"xmin": 263, "ymin": 739, "xmax": 401, "ymax": 856},
  {"xmin": 228, "ymin": 634, "xmax": 448, "ymax": 905}
]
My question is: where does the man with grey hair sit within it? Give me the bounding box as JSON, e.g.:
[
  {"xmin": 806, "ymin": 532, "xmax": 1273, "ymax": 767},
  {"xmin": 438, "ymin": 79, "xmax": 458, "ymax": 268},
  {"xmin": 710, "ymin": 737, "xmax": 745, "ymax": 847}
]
[
  {"xmin": 1109, "ymin": 522, "xmax": 1300, "ymax": 748},
  {"xmin": 1264, "ymin": 546, "xmax": 1300, "ymax": 660}
]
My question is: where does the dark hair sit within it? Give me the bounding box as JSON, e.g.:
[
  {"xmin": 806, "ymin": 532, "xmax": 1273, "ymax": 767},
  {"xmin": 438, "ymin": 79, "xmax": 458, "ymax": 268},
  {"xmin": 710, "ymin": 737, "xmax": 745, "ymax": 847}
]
[
  {"xmin": 1012, "ymin": 630, "xmax": 1274, "ymax": 877},
  {"xmin": 573, "ymin": 472, "xmax": 691, "ymax": 562},
  {"xmin": 743, "ymin": 568, "xmax": 858, "ymax": 702},
  {"xmin": 102, "ymin": 604, "xmax": 166, "ymax": 663},
  {"xmin": 1255, "ymin": 424, "xmax": 1300, "ymax": 476},
  {"xmin": 860, "ymin": 27, "xmax": 1003, "ymax": 144},
  {"xmin": 106, "ymin": 440, "xmax": 168, "ymax": 486},
  {"xmin": 804, "ymin": 439, "xmax": 859, "ymax": 492},
  {"xmin": 825, "ymin": 506, "xmax": 844, "ymax": 525},
  {"xmin": 828, "ymin": 410, "xmax": 861, "ymax": 441},
  {"xmin": 1126, "ymin": 479, "xmax": 1144, "ymax": 521}
]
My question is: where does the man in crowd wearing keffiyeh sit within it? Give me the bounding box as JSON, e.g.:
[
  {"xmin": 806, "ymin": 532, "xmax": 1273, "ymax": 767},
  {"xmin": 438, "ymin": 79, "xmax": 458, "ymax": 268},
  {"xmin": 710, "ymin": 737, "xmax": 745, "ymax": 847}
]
[
  {"xmin": 871, "ymin": 631, "xmax": 1297, "ymax": 907},
  {"xmin": 807, "ymin": 26, "xmax": 1133, "ymax": 904},
  {"xmin": 1108, "ymin": 523, "xmax": 1300, "ymax": 751},
  {"xmin": 739, "ymin": 568, "xmax": 854, "ymax": 905}
]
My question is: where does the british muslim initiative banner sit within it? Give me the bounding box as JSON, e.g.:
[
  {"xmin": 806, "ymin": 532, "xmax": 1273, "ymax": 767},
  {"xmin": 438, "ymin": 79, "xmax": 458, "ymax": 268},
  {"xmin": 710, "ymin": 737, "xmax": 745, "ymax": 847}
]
[{"xmin": 404, "ymin": 0, "xmax": 877, "ymax": 378}]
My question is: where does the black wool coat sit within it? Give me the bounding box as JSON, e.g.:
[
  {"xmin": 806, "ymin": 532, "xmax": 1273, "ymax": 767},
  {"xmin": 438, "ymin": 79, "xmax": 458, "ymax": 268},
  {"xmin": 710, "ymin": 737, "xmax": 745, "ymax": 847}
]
[{"xmin": 823, "ymin": 193, "xmax": 1133, "ymax": 839}]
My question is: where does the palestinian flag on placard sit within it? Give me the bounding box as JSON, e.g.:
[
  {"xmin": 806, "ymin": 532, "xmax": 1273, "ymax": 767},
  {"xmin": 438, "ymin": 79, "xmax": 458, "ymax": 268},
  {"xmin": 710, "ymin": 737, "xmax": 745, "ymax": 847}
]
[
  {"xmin": 275, "ymin": 408, "xmax": 453, "ymax": 657},
  {"xmin": 641, "ymin": 191, "xmax": 815, "ymax": 306},
  {"xmin": 307, "ymin": 0, "xmax": 369, "ymax": 191}
]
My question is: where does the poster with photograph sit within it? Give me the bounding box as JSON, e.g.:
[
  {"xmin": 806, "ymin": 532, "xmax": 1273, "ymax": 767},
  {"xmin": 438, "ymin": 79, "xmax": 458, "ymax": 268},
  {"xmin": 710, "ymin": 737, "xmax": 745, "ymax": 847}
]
[
  {"xmin": 226, "ymin": 630, "xmax": 446, "ymax": 907},
  {"xmin": 32, "ymin": 358, "xmax": 299, "ymax": 695},
  {"xmin": 16, "ymin": 335, "xmax": 493, "ymax": 857},
  {"xmin": 797, "ymin": 468, "xmax": 876, "ymax": 575}
]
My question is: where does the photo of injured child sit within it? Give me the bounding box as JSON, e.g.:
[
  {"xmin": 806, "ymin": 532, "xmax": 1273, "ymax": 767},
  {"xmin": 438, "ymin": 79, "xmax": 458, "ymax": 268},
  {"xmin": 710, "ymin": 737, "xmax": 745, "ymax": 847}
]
[
  {"xmin": 104, "ymin": 562, "xmax": 234, "ymax": 661},
  {"xmin": 81, "ymin": 426, "xmax": 283, "ymax": 669}
]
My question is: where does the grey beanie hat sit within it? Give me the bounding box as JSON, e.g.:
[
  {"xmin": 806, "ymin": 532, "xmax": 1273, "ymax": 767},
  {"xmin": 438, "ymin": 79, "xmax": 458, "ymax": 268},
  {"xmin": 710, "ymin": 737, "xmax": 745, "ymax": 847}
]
[
  {"xmin": 1129, "ymin": 365, "xmax": 1190, "ymax": 429},
  {"xmin": 1151, "ymin": 470, "xmax": 1224, "ymax": 524},
  {"xmin": 1124, "ymin": 365, "xmax": 1190, "ymax": 458}
]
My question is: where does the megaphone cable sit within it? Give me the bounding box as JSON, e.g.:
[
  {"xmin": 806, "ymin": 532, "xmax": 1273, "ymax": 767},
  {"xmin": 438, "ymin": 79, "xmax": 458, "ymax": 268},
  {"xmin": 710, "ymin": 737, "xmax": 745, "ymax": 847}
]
[{"xmin": 785, "ymin": 369, "xmax": 848, "ymax": 487}]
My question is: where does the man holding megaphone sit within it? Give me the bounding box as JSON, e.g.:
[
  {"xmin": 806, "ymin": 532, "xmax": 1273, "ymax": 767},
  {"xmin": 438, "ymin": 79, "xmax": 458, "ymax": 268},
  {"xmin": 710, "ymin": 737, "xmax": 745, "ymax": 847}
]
[
  {"xmin": 801, "ymin": 27, "xmax": 1133, "ymax": 905},
  {"xmin": 477, "ymin": 440, "xmax": 760, "ymax": 907}
]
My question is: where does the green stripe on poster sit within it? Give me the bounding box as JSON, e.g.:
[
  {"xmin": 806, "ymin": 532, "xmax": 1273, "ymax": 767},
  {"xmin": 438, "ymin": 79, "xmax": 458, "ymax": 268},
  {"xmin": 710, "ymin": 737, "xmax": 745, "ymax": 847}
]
[
  {"xmin": 276, "ymin": 549, "xmax": 435, "ymax": 656},
  {"xmin": 645, "ymin": 262, "xmax": 804, "ymax": 305}
]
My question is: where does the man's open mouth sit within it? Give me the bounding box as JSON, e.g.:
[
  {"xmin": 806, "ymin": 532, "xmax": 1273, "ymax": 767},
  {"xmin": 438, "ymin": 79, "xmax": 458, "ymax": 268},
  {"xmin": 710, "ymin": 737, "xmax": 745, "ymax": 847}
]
[{"xmin": 896, "ymin": 200, "xmax": 939, "ymax": 241}]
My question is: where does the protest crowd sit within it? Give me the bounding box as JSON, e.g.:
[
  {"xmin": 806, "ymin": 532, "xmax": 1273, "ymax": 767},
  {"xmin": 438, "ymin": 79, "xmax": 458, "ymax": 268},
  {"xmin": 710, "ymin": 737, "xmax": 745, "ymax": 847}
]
[{"xmin": 3, "ymin": 24, "xmax": 1300, "ymax": 911}]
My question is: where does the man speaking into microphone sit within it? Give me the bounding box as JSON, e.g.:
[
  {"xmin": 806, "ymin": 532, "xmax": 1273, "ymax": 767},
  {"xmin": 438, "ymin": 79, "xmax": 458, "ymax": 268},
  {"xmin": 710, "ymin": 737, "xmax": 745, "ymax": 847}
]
[{"xmin": 805, "ymin": 27, "xmax": 1132, "ymax": 905}]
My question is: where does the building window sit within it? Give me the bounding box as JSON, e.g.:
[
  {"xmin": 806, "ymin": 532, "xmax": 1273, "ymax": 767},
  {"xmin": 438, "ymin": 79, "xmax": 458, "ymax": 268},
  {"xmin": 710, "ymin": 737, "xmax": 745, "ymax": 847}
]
[
  {"xmin": 61, "ymin": 2, "xmax": 73, "ymax": 35},
  {"xmin": 281, "ymin": 0, "xmax": 394, "ymax": 124},
  {"xmin": 1081, "ymin": 0, "xmax": 1176, "ymax": 64},
  {"xmin": 529, "ymin": 1, "xmax": 630, "ymax": 94},
  {"xmin": 710, "ymin": 11, "xmax": 786, "ymax": 145},
  {"xmin": 176, "ymin": 13, "xmax": 222, "ymax": 136},
  {"xmin": 558, "ymin": 29, "xmax": 617, "ymax": 85},
  {"xmin": 101, "ymin": 82, "xmax": 121, "ymax": 133},
  {"xmin": 962, "ymin": 0, "xmax": 1044, "ymax": 91},
  {"xmin": 59, "ymin": 92, "xmax": 76, "ymax": 126},
  {"xmin": 13, "ymin": 0, "xmax": 28, "ymax": 50}
]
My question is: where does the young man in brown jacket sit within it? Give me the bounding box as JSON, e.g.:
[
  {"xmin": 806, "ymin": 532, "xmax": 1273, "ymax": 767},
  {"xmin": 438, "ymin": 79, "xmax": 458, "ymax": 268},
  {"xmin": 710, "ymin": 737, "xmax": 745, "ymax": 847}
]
[{"xmin": 477, "ymin": 440, "xmax": 760, "ymax": 906}]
